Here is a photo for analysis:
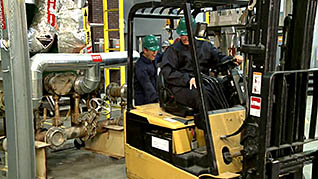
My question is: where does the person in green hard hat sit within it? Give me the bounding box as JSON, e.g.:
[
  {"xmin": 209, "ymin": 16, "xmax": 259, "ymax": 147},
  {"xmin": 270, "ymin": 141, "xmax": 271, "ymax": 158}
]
[
  {"xmin": 134, "ymin": 35, "xmax": 160, "ymax": 106},
  {"xmin": 160, "ymin": 16, "xmax": 244, "ymax": 112},
  {"xmin": 175, "ymin": 16, "xmax": 197, "ymax": 45}
]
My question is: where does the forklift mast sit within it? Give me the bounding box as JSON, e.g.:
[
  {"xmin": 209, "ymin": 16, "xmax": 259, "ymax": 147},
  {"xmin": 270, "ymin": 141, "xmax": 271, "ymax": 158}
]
[{"xmin": 242, "ymin": 0, "xmax": 318, "ymax": 178}]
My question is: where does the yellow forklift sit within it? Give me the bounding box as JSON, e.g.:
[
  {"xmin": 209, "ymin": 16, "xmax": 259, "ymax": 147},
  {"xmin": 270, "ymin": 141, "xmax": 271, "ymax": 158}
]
[{"xmin": 125, "ymin": 0, "xmax": 318, "ymax": 179}]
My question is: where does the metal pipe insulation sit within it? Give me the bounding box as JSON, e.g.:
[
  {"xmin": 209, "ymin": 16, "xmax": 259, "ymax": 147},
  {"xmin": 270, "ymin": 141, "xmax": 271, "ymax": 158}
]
[
  {"xmin": 74, "ymin": 64, "xmax": 100, "ymax": 95},
  {"xmin": 31, "ymin": 51, "xmax": 140, "ymax": 109}
]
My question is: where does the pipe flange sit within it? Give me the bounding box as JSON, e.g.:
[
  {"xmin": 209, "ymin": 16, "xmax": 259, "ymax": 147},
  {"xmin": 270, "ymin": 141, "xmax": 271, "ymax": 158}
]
[
  {"xmin": 120, "ymin": 84, "xmax": 127, "ymax": 101},
  {"xmin": 106, "ymin": 82, "xmax": 120, "ymax": 98},
  {"xmin": 45, "ymin": 127, "xmax": 67, "ymax": 149}
]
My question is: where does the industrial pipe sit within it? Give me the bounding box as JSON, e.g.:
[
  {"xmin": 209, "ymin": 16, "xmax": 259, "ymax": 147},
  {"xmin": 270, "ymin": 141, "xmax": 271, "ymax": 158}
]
[
  {"xmin": 34, "ymin": 119, "xmax": 111, "ymax": 149},
  {"xmin": 0, "ymin": 118, "xmax": 119, "ymax": 151},
  {"xmin": 31, "ymin": 51, "xmax": 140, "ymax": 109},
  {"xmin": 74, "ymin": 64, "xmax": 100, "ymax": 95}
]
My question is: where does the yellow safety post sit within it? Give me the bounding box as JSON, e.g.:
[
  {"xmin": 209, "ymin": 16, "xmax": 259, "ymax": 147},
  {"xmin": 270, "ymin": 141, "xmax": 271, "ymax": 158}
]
[
  {"xmin": 103, "ymin": 0, "xmax": 110, "ymax": 53},
  {"xmin": 205, "ymin": 11, "xmax": 210, "ymax": 24},
  {"xmin": 120, "ymin": 66, "xmax": 125, "ymax": 86},
  {"xmin": 119, "ymin": 0, "xmax": 125, "ymax": 86},
  {"xmin": 119, "ymin": 0, "xmax": 124, "ymax": 52},
  {"xmin": 105, "ymin": 68, "xmax": 111, "ymax": 88},
  {"xmin": 104, "ymin": 66, "xmax": 125, "ymax": 87},
  {"xmin": 103, "ymin": 0, "xmax": 125, "ymax": 117},
  {"xmin": 103, "ymin": 0, "xmax": 125, "ymax": 85},
  {"xmin": 103, "ymin": 0, "xmax": 124, "ymax": 52}
]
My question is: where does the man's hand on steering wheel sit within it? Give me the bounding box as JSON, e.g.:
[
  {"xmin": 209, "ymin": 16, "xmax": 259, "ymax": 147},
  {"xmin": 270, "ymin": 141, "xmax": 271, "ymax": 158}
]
[{"xmin": 233, "ymin": 55, "xmax": 244, "ymax": 66}]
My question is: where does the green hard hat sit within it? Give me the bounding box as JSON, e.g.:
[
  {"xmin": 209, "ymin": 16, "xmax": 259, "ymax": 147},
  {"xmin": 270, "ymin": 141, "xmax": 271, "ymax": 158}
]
[
  {"xmin": 176, "ymin": 16, "xmax": 196, "ymax": 36},
  {"xmin": 142, "ymin": 35, "xmax": 160, "ymax": 51}
]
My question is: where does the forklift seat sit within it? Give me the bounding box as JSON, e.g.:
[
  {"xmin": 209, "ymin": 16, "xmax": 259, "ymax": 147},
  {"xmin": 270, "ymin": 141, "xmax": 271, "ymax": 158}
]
[{"xmin": 158, "ymin": 71, "xmax": 194, "ymax": 117}]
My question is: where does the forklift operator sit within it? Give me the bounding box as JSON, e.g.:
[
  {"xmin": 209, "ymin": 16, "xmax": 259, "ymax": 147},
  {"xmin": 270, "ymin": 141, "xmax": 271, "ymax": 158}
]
[
  {"xmin": 161, "ymin": 17, "xmax": 243, "ymax": 112},
  {"xmin": 134, "ymin": 35, "xmax": 160, "ymax": 106}
]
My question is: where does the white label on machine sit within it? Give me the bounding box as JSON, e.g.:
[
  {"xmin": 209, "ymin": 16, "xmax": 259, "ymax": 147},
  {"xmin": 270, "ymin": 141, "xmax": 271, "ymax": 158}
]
[
  {"xmin": 151, "ymin": 136, "xmax": 169, "ymax": 152},
  {"xmin": 162, "ymin": 117, "xmax": 178, "ymax": 123},
  {"xmin": 250, "ymin": 96, "xmax": 261, "ymax": 117},
  {"xmin": 252, "ymin": 72, "xmax": 262, "ymax": 94}
]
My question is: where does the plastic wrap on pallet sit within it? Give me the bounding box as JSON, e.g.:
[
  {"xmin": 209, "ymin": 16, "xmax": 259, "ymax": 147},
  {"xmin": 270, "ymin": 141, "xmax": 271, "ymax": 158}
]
[
  {"xmin": 27, "ymin": 0, "xmax": 61, "ymax": 53},
  {"xmin": 57, "ymin": 0, "xmax": 86, "ymax": 53}
]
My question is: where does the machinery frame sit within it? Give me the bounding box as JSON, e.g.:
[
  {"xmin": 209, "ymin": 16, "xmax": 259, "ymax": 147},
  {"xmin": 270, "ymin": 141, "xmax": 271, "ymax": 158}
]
[
  {"xmin": 126, "ymin": 0, "xmax": 318, "ymax": 178},
  {"xmin": 126, "ymin": 0, "xmax": 248, "ymax": 178}
]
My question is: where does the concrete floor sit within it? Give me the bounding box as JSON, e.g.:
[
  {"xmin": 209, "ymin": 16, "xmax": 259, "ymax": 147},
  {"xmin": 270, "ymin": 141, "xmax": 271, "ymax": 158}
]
[
  {"xmin": 46, "ymin": 147, "xmax": 126, "ymax": 179},
  {"xmin": 45, "ymin": 109, "xmax": 127, "ymax": 179}
]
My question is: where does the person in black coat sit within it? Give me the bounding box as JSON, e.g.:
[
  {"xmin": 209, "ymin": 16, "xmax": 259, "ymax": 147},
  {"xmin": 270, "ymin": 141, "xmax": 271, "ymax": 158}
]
[
  {"xmin": 160, "ymin": 17, "xmax": 243, "ymax": 112},
  {"xmin": 134, "ymin": 35, "xmax": 160, "ymax": 106}
]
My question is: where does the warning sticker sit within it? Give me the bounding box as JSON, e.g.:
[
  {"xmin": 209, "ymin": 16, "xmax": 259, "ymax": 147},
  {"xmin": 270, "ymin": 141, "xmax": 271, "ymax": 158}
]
[
  {"xmin": 252, "ymin": 72, "xmax": 262, "ymax": 94},
  {"xmin": 87, "ymin": 46, "xmax": 92, "ymax": 53},
  {"xmin": 151, "ymin": 136, "xmax": 169, "ymax": 152},
  {"xmin": 250, "ymin": 96, "xmax": 261, "ymax": 117},
  {"xmin": 0, "ymin": 0, "xmax": 6, "ymax": 30},
  {"xmin": 91, "ymin": 54, "xmax": 102, "ymax": 62}
]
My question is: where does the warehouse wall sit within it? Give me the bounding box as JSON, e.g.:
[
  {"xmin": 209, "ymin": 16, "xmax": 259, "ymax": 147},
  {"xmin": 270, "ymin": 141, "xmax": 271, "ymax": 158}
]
[
  {"xmin": 91, "ymin": 0, "xmax": 103, "ymax": 41},
  {"xmin": 124, "ymin": 0, "xmax": 174, "ymax": 52},
  {"xmin": 92, "ymin": 0, "xmax": 206, "ymax": 52},
  {"xmin": 92, "ymin": 0, "xmax": 120, "ymax": 52},
  {"xmin": 92, "ymin": 0, "xmax": 166, "ymax": 52}
]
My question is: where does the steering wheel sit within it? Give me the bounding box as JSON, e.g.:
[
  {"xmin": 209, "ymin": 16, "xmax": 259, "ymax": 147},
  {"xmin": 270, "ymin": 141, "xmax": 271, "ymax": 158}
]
[{"xmin": 212, "ymin": 57, "xmax": 237, "ymax": 76}]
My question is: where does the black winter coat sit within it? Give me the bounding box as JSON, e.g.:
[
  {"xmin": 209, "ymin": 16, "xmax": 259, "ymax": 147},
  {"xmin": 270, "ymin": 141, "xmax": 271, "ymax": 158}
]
[
  {"xmin": 134, "ymin": 53, "xmax": 158, "ymax": 105},
  {"xmin": 161, "ymin": 40, "xmax": 227, "ymax": 87},
  {"xmin": 160, "ymin": 40, "xmax": 229, "ymax": 111}
]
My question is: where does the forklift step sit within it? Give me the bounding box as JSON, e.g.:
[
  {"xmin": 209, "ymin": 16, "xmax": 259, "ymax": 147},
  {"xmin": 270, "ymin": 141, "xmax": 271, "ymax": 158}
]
[
  {"xmin": 184, "ymin": 165, "xmax": 210, "ymax": 176},
  {"xmin": 173, "ymin": 146, "xmax": 208, "ymax": 168}
]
